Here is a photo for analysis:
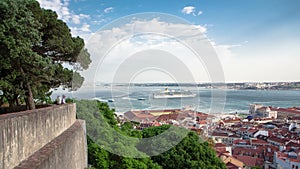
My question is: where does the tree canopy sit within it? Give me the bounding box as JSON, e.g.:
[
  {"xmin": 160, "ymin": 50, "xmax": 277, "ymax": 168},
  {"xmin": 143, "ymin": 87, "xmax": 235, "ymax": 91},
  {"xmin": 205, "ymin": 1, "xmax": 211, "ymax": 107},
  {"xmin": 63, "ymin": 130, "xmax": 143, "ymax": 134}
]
[
  {"xmin": 76, "ymin": 100, "xmax": 226, "ymax": 169},
  {"xmin": 0, "ymin": 0, "xmax": 91, "ymax": 110}
]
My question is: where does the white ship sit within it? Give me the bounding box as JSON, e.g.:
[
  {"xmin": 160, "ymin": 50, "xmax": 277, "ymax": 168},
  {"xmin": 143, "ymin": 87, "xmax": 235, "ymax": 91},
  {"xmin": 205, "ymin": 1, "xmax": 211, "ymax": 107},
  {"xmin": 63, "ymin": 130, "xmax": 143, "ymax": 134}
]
[{"xmin": 153, "ymin": 88, "xmax": 196, "ymax": 99}]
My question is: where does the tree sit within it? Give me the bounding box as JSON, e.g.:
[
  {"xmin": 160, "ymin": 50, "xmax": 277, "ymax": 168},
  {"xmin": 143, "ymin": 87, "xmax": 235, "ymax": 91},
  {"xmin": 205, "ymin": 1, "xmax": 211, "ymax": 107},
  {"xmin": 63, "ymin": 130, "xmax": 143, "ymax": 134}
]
[
  {"xmin": 87, "ymin": 135, "xmax": 162, "ymax": 169},
  {"xmin": 138, "ymin": 126, "xmax": 227, "ymax": 169},
  {"xmin": 0, "ymin": 0, "xmax": 42, "ymax": 109},
  {"xmin": 76, "ymin": 100, "xmax": 226, "ymax": 169},
  {"xmin": 87, "ymin": 136, "xmax": 110, "ymax": 169},
  {"xmin": 0, "ymin": 0, "xmax": 91, "ymax": 110}
]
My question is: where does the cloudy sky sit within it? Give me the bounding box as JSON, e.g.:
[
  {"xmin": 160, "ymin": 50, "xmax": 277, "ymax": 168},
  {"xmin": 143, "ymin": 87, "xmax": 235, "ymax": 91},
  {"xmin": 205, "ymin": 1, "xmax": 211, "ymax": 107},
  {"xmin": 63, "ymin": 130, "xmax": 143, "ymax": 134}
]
[{"xmin": 38, "ymin": 0, "xmax": 300, "ymax": 83}]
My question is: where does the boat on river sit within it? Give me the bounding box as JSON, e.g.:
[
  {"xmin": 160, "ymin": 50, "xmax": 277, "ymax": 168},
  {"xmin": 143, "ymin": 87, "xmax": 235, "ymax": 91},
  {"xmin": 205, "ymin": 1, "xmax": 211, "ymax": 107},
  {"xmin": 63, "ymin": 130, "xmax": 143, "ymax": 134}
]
[{"xmin": 153, "ymin": 88, "xmax": 196, "ymax": 99}]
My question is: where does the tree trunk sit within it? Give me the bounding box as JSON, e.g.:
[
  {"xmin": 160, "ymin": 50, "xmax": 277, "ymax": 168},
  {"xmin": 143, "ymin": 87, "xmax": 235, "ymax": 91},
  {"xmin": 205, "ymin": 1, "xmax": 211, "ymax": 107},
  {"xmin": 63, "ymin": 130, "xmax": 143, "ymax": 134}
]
[
  {"xmin": 20, "ymin": 66, "xmax": 36, "ymax": 110},
  {"xmin": 6, "ymin": 94, "xmax": 15, "ymax": 109},
  {"xmin": 0, "ymin": 97, "xmax": 3, "ymax": 107},
  {"xmin": 26, "ymin": 81, "xmax": 35, "ymax": 110},
  {"xmin": 13, "ymin": 93, "xmax": 19, "ymax": 106},
  {"xmin": 8, "ymin": 99, "xmax": 14, "ymax": 108}
]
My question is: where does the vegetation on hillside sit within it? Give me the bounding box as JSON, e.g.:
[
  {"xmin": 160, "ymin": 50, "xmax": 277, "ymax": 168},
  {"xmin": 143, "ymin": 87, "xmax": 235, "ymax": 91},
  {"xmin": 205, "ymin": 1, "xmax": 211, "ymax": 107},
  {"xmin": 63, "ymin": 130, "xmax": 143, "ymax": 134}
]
[
  {"xmin": 0, "ymin": 0, "xmax": 91, "ymax": 110},
  {"xmin": 76, "ymin": 100, "xmax": 226, "ymax": 169}
]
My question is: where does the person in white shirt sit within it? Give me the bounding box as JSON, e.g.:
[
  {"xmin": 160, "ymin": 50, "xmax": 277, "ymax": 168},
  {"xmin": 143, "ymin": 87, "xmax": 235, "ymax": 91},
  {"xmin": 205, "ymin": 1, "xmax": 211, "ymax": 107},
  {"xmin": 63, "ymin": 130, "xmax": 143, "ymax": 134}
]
[
  {"xmin": 56, "ymin": 96, "xmax": 62, "ymax": 105},
  {"xmin": 61, "ymin": 95, "xmax": 66, "ymax": 104}
]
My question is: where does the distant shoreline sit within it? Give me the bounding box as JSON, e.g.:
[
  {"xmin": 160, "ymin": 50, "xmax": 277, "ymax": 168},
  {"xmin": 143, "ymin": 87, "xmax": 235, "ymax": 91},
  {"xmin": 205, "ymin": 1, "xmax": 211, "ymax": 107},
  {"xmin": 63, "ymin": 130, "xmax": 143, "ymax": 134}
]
[{"xmin": 93, "ymin": 82, "xmax": 300, "ymax": 90}]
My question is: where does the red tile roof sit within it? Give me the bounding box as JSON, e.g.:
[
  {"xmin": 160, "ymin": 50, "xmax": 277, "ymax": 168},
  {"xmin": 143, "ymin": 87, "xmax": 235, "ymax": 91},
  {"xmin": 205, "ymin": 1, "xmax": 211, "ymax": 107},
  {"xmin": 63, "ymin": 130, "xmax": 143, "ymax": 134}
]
[
  {"xmin": 270, "ymin": 107, "xmax": 300, "ymax": 114},
  {"xmin": 251, "ymin": 139, "xmax": 270, "ymax": 146},
  {"xmin": 234, "ymin": 155, "xmax": 263, "ymax": 167},
  {"xmin": 226, "ymin": 162, "xmax": 241, "ymax": 169},
  {"xmin": 239, "ymin": 128, "xmax": 248, "ymax": 131},
  {"xmin": 233, "ymin": 147, "xmax": 264, "ymax": 156},
  {"xmin": 290, "ymin": 158, "xmax": 300, "ymax": 163},
  {"xmin": 229, "ymin": 134, "xmax": 241, "ymax": 138},
  {"xmin": 233, "ymin": 140, "xmax": 250, "ymax": 145},
  {"xmin": 156, "ymin": 113, "xmax": 180, "ymax": 121},
  {"xmin": 212, "ymin": 132, "xmax": 228, "ymax": 137},
  {"xmin": 198, "ymin": 120, "xmax": 207, "ymax": 125},
  {"xmin": 223, "ymin": 119, "xmax": 241, "ymax": 123},
  {"xmin": 247, "ymin": 129, "xmax": 258, "ymax": 134},
  {"xmin": 124, "ymin": 111, "xmax": 155, "ymax": 122},
  {"xmin": 267, "ymin": 136, "xmax": 287, "ymax": 144},
  {"xmin": 215, "ymin": 143, "xmax": 227, "ymax": 147},
  {"xmin": 286, "ymin": 141, "xmax": 300, "ymax": 148}
]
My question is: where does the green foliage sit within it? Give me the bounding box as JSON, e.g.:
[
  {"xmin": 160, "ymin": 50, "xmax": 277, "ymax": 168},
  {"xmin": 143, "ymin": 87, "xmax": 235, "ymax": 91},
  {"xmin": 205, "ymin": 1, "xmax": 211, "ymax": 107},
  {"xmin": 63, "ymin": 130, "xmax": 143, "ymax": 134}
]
[
  {"xmin": 87, "ymin": 135, "xmax": 161, "ymax": 169},
  {"xmin": 0, "ymin": 0, "xmax": 42, "ymax": 109},
  {"xmin": 138, "ymin": 126, "xmax": 226, "ymax": 169},
  {"xmin": 137, "ymin": 125, "xmax": 188, "ymax": 156},
  {"xmin": 87, "ymin": 136, "xmax": 110, "ymax": 169},
  {"xmin": 34, "ymin": 90, "xmax": 52, "ymax": 104},
  {"xmin": 96, "ymin": 101, "xmax": 117, "ymax": 127},
  {"xmin": 150, "ymin": 132, "xmax": 226, "ymax": 169},
  {"xmin": 76, "ymin": 100, "xmax": 145, "ymax": 158},
  {"xmin": 76, "ymin": 99, "xmax": 226, "ymax": 169},
  {"xmin": 65, "ymin": 98, "xmax": 75, "ymax": 103},
  {"xmin": 141, "ymin": 124, "xmax": 171, "ymax": 138},
  {"xmin": 77, "ymin": 100, "xmax": 161, "ymax": 168},
  {"xmin": 120, "ymin": 122, "xmax": 142, "ymax": 138},
  {"xmin": 0, "ymin": 0, "xmax": 91, "ymax": 110}
]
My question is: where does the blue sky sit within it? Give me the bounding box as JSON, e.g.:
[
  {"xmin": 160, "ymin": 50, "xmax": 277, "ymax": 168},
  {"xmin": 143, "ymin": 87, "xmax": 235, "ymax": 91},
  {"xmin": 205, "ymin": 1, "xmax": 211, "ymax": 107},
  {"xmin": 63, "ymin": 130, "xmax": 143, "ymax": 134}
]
[{"xmin": 38, "ymin": 0, "xmax": 300, "ymax": 83}]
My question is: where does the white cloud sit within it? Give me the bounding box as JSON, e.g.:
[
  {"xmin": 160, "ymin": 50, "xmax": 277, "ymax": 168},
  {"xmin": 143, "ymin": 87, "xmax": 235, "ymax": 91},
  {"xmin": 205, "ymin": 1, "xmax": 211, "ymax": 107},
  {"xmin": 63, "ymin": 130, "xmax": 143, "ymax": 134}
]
[
  {"xmin": 194, "ymin": 25, "xmax": 207, "ymax": 34},
  {"xmin": 72, "ymin": 15, "xmax": 81, "ymax": 24},
  {"xmin": 37, "ymin": 0, "xmax": 63, "ymax": 15},
  {"xmin": 82, "ymin": 18, "xmax": 224, "ymax": 84},
  {"xmin": 181, "ymin": 6, "xmax": 196, "ymax": 15},
  {"xmin": 104, "ymin": 7, "xmax": 114, "ymax": 13},
  {"xmin": 38, "ymin": 0, "xmax": 90, "ymax": 25},
  {"xmin": 181, "ymin": 6, "xmax": 203, "ymax": 16},
  {"xmin": 91, "ymin": 19, "xmax": 106, "ymax": 25},
  {"xmin": 209, "ymin": 40, "xmax": 240, "ymax": 58},
  {"xmin": 38, "ymin": 0, "xmax": 92, "ymax": 39},
  {"xmin": 80, "ymin": 24, "xmax": 91, "ymax": 32},
  {"xmin": 72, "ymin": 14, "xmax": 90, "ymax": 24},
  {"xmin": 70, "ymin": 23, "xmax": 92, "ymax": 38}
]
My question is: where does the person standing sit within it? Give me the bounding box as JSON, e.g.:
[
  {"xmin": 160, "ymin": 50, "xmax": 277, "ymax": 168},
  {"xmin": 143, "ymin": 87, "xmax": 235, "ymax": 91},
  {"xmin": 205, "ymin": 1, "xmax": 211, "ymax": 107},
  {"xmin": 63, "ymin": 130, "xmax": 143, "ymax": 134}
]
[
  {"xmin": 56, "ymin": 96, "xmax": 62, "ymax": 105},
  {"xmin": 61, "ymin": 95, "xmax": 66, "ymax": 104}
]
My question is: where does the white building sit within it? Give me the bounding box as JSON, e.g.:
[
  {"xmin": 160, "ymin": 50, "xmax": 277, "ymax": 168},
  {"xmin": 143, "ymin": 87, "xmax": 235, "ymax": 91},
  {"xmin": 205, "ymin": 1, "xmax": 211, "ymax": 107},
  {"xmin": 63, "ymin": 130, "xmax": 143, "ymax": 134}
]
[
  {"xmin": 249, "ymin": 104, "xmax": 277, "ymax": 119},
  {"xmin": 274, "ymin": 152, "xmax": 300, "ymax": 169},
  {"xmin": 249, "ymin": 104, "xmax": 264, "ymax": 114},
  {"xmin": 253, "ymin": 130, "xmax": 269, "ymax": 137}
]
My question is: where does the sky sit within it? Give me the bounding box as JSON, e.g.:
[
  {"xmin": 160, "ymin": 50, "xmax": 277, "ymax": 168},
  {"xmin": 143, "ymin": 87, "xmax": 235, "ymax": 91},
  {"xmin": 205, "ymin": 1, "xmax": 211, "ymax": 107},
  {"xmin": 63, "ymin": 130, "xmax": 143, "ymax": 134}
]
[{"xmin": 38, "ymin": 0, "xmax": 300, "ymax": 84}]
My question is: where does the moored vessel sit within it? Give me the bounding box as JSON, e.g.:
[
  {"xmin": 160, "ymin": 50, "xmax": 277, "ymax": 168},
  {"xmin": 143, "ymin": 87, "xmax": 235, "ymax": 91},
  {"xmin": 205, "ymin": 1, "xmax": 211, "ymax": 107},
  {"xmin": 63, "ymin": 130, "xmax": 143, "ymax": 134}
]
[{"xmin": 153, "ymin": 88, "xmax": 196, "ymax": 99}]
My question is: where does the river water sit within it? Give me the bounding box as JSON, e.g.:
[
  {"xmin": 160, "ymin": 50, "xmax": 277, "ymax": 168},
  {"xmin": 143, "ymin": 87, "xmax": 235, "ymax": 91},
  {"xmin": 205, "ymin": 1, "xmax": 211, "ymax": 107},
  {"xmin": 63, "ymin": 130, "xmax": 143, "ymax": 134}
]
[{"xmin": 65, "ymin": 86, "xmax": 300, "ymax": 114}]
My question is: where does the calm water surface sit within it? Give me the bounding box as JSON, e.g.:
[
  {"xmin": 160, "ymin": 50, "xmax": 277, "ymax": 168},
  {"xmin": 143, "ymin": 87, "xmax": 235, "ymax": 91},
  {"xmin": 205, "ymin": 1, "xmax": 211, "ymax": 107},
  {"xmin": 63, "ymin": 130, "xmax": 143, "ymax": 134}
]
[{"xmin": 65, "ymin": 86, "xmax": 300, "ymax": 114}]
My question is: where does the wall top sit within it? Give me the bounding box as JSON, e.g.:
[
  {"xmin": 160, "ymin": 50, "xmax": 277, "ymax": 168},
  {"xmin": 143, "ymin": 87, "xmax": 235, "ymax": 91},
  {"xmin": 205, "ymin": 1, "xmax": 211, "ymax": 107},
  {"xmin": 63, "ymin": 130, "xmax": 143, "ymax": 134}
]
[{"xmin": 0, "ymin": 103, "xmax": 75, "ymax": 120}]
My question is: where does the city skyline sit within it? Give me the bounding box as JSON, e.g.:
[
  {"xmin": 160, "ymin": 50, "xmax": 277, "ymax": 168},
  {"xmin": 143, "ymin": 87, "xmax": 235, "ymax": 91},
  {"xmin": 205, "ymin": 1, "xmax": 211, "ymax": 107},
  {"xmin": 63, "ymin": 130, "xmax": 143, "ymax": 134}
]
[{"xmin": 38, "ymin": 0, "xmax": 300, "ymax": 83}]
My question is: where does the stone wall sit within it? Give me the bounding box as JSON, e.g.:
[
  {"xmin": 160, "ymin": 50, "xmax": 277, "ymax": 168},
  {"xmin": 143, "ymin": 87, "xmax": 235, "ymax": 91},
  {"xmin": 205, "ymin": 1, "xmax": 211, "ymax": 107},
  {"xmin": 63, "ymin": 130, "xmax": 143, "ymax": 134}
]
[
  {"xmin": 0, "ymin": 104, "xmax": 86, "ymax": 169},
  {"xmin": 14, "ymin": 120, "xmax": 87, "ymax": 169}
]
